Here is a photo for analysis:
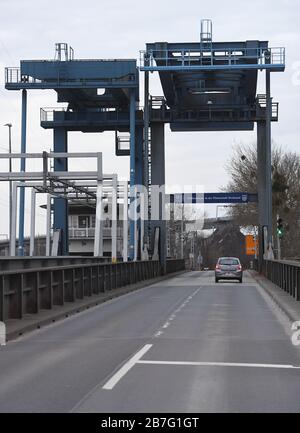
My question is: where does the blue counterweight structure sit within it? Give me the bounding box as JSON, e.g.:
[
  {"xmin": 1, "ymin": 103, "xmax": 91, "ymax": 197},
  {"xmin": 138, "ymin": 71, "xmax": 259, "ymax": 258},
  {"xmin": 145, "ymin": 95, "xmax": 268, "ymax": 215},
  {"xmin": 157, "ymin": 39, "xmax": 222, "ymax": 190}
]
[
  {"xmin": 5, "ymin": 44, "xmax": 141, "ymax": 257},
  {"xmin": 141, "ymin": 20, "xmax": 285, "ymax": 271}
]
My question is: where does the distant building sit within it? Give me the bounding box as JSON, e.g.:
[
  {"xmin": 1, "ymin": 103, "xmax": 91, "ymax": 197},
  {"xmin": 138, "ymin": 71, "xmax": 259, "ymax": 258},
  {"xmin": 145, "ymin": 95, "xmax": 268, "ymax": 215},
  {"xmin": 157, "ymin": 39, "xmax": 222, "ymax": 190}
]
[
  {"xmin": 0, "ymin": 202, "xmax": 126, "ymax": 258},
  {"xmin": 68, "ymin": 203, "xmax": 124, "ymax": 257}
]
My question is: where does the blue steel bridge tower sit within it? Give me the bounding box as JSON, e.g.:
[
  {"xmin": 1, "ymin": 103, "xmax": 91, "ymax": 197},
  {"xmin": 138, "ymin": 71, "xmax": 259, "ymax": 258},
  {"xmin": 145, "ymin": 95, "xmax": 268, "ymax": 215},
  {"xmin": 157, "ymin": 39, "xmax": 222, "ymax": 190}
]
[
  {"xmin": 141, "ymin": 19, "xmax": 285, "ymax": 271},
  {"xmin": 5, "ymin": 21, "xmax": 285, "ymax": 272},
  {"xmin": 5, "ymin": 44, "xmax": 142, "ymax": 258}
]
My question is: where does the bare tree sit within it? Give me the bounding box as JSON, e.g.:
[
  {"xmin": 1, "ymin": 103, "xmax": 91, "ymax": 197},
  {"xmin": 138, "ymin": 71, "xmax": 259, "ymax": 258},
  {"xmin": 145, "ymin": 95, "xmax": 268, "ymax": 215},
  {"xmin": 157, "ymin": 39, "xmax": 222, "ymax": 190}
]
[{"xmin": 224, "ymin": 143, "xmax": 300, "ymax": 258}]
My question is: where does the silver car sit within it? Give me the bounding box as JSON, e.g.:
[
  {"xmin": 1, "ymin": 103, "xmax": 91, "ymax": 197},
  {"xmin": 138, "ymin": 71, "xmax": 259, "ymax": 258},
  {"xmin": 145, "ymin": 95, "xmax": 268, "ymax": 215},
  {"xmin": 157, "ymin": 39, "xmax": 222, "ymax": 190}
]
[{"xmin": 215, "ymin": 257, "xmax": 243, "ymax": 283}]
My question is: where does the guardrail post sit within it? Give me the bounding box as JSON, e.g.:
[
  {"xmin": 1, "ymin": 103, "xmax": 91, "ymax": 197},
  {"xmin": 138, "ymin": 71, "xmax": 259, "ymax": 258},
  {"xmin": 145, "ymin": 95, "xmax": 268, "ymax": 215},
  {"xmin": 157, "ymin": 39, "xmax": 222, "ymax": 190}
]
[
  {"xmin": 71, "ymin": 269, "xmax": 76, "ymax": 301},
  {"xmin": 95, "ymin": 266, "xmax": 99, "ymax": 295},
  {"xmin": 109, "ymin": 265, "xmax": 113, "ymax": 290},
  {"xmin": 101, "ymin": 265, "xmax": 105, "ymax": 292},
  {"xmin": 75, "ymin": 268, "xmax": 83, "ymax": 300},
  {"xmin": 104, "ymin": 265, "xmax": 107, "ymax": 291},
  {"xmin": 88, "ymin": 267, "xmax": 92, "ymax": 296},
  {"xmin": 126, "ymin": 263, "xmax": 130, "ymax": 285},
  {"xmin": 114, "ymin": 264, "xmax": 117, "ymax": 289},
  {"xmin": 63, "ymin": 269, "xmax": 73, "ymax": 302},
  {"xmin": 52, "ymin": 270, "xmax": 64, "ymax": 306},
  {"xmin": 25, "ymin": 272, "xmax": 39, "ymax": 314}
]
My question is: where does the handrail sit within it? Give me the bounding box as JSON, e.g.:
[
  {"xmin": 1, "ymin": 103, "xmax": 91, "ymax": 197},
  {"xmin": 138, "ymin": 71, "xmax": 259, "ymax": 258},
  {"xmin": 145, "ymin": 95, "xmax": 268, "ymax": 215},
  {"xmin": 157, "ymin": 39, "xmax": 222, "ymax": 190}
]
[
  {"xmin": 0, "ymin": 259, "xmax": 185, "ymax": 322},
  {"xmin": 140, "ymin": 47, "xmax": 285, "ymax": 70},
  {"xmin": 255, "ymin": 259, "xmax": 300, "ymax": 301}
]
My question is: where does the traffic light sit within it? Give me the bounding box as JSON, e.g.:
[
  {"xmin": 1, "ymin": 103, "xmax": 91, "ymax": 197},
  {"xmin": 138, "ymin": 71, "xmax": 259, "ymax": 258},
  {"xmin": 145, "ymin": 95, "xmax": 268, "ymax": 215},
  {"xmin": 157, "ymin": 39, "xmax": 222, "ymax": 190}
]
[{"xmin": 277, "ymin": 217, "xmax": 284, "ymax": 238}]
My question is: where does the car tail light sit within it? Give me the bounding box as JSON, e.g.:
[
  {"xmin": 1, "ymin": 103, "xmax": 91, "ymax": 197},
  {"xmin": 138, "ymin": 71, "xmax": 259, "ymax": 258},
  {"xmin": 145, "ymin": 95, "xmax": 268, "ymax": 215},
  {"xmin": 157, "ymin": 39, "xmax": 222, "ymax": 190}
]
[
  {"xmin": 237, "ymin": 264, "xmax": 242, "ymax": 270},
  {"xmin": 215, "ymin": 264, "xmax": 220, "ymax": 270}
]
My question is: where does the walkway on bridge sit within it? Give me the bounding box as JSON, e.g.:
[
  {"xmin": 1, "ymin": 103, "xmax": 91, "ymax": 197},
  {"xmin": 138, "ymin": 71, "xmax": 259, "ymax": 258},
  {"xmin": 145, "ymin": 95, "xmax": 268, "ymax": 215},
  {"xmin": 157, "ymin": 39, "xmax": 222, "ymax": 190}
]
[{"xmin": 0, "ymin": 271, "xmax": 299, "ymax": 412}]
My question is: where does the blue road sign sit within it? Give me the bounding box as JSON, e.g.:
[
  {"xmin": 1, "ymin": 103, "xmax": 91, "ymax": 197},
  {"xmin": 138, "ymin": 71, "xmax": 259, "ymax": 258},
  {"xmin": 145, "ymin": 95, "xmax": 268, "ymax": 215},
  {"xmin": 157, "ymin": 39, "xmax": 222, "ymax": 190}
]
[{"xmin": 169, "ymin": 193, "xmax": 257, "ymax": 204}]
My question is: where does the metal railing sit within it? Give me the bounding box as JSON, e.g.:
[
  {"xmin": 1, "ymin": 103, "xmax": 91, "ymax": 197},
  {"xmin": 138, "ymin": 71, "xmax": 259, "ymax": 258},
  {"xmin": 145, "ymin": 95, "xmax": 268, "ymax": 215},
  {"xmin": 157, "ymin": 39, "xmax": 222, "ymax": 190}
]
[
  {"xmin": 40, "ymin": 107, "xmax": 135, "ymax": 124},
  {"xmin": 0, "ymin": 259, "xmax": 185, "ymax": 322},
  {"xmin": 257, "ymin": 94, "xmax": 279, "ymax": 119},
  {"xmin": 166, "ymin": 259, "xmax": 186, "ymax": 274},
  {"xmin": 255, "ymin": 259, "xmax": 300, "ymax": 301},
  {"xmin": 40, "ymin": 107, "xmax": 66, "ymax": 122},
  {"xmin": 5, "ymin": 67, "xmax": 42, "ymax": 85},
  {"xmin": 5, "ymin": 67, "xmax": 138, "ymax": 87},
  {"xmin": 68, "ymin": 227, "xmax": 123, "ymax": 239},
  {"xmin": 148, "ymin": 94, "xmax": 279, "ymax": 123},
  {"xmin": 140, "ymin": 47, "xmax": 285, "ymax": 70}
]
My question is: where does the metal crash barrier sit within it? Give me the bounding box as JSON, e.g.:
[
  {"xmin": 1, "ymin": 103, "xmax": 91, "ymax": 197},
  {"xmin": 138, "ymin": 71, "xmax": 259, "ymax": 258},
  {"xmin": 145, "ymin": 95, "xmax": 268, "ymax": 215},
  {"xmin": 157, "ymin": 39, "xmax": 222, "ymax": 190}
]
[
  {"xmin": 255, "ymin": 259, "xmax": 300, "ymax": 301},
  {"xmin": 0, "ymin": 259, "xmax": 185, "ymax": 322}
]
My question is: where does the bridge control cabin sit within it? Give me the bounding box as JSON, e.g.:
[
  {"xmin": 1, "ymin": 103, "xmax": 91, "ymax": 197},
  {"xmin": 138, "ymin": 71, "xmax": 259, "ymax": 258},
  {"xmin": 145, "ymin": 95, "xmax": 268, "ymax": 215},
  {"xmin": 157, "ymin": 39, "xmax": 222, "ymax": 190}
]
[{"xmin": 68, "ymin": 202, "xmax": 124, "ymax": 257}]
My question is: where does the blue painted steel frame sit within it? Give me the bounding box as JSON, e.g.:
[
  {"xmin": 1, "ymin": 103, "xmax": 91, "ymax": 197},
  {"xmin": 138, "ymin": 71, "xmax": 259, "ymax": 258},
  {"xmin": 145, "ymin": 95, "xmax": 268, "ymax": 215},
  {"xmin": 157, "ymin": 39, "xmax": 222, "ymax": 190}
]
[
  {"xmin": 129, "ymin": 89, "xmax": 136, "ymax": 260},
  {"xmin": 18, "ymin": 89, "xmax": 27, "ymax": 256},
  {"xmin": 53, "ymin": 127, "xmax": 69, "ymax": 255},
  {"xmin": 141, "ymin": 64, "xmax": 285, "ymax": 72},
  {"xmin": 6, "ymin": 55, "xmax": 140, "ymax": 258}
]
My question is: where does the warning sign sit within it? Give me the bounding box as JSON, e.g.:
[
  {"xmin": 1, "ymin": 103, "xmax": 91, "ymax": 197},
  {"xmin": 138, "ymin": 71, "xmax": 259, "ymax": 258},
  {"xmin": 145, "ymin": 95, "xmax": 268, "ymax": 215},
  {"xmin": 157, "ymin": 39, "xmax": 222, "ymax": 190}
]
[{"xmin": 245, "ymin": 235, "xmax": 258, "ymax": 256}]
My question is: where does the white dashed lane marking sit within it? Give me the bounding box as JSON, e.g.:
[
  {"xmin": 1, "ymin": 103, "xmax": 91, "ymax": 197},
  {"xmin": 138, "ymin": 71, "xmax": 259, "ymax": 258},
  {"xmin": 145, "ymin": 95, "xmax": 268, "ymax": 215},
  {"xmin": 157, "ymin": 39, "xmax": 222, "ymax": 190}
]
[{"xmin": 154, "ymin": 288, "xmax": 200, "ymax": 338}]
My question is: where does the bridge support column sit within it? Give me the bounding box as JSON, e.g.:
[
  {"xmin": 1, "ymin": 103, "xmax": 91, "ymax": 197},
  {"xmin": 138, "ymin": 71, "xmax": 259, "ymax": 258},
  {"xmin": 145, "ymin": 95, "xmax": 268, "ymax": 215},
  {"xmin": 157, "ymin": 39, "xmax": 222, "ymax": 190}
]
[
  {"xmin": 265, "ymin": 70, "xmax": 273, "ymax": 248},
  {"xmin": 143, "ymin": 71, "xmax": 150, "ymax": 256},
  {"xmin": 129, "ymin": 89, "xmax": 136, "ymax": 261},
  {"xmin": 94, "ymin": 182, "xmax": 103, "ymax": 257},
  {"xmin": 257, "ymin": 70, "xmax": 273, "ymax": 270},
  {"xmin": 53, "ymin": 127, "xmax": 69, "ymax": 255},
  {"xmin": 257, "ymin": 120, "xmax": 267, "ymax": 271},
  {"xmin": 151, "ymin": 123, "xmax": 166, "ymax": 274},
  {"xmin": 45, "ymin": 194, "xmax": 52, "ymax": 256},
  {"xmin": 29, "ymin": 188, "xmax": 36, "ymax": 256},
  {"xmin": 122, "ymin": 181, "xmax": 128, "ymax": 262},
  {"xmin": 257, "ymin": 122, "xmax": 272, "ymax": 270},
  {"xmin": 18, "ymin": 89, "xmax": 27, "ymax": 256},
  {"xmin": 111, "ymin": 174, "xmax": 118, "ymax": 263},
  {"xmin": 135, "ymin": 126, "xmax": 144, "ymax": 260}
]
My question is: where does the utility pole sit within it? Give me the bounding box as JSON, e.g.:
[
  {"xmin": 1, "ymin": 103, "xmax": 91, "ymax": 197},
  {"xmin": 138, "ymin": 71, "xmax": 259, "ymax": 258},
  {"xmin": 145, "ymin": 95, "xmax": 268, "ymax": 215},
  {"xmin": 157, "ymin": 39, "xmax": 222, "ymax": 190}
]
[
  {"xmin": 254, "ymin": 226, "xmax": 258, "ymax": 260},
  {"xmin": 190, "ymin": 231, "xmax": 195, "ymax": 270},
  {"xmin": 181, "ymin": 204, "xmax": 184, "ymax": 259},
  {"xmin": 4, "ymin": 123, "xmax": 12, "ymax": 256}
]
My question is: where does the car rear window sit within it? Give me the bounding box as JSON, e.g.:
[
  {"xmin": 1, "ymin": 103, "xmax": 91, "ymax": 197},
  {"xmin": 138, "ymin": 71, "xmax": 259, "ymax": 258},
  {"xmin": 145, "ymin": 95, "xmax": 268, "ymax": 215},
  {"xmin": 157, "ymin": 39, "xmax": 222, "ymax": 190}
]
[{"xmin": 219, "ymin": 258, "xmax": 239, "ymax": 265}]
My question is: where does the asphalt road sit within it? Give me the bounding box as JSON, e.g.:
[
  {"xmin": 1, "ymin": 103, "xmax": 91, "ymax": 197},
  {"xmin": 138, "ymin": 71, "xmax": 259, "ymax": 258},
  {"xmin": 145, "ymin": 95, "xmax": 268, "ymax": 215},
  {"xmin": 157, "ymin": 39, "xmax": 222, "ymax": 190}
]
[{"xmin": 0, "ymin": 271, "xmax": 300, "ymax": 413}]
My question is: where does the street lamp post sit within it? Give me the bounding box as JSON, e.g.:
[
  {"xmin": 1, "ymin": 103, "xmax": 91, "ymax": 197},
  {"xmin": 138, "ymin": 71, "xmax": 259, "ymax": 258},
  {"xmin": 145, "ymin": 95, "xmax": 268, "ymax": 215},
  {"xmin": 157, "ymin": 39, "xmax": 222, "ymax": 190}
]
[{"xmin": 4, "ymin": 123, "xmax": 12, "ymax": 256}]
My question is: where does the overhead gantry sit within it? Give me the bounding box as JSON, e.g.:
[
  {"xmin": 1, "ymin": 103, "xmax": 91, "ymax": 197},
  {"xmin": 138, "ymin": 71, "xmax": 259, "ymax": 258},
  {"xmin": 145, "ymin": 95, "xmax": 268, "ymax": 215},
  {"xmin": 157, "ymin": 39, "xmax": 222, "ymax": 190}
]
[
  {"xmin": 5, "ymin": 44, "xmax": 141, "ymax": 259},
  {"xmin": 140, "ymin": 19, "xmax": 285, "ymax": 271},
  {"xmin": 4, "ymin": 21, "xmax": 285, "ymax": 272}
]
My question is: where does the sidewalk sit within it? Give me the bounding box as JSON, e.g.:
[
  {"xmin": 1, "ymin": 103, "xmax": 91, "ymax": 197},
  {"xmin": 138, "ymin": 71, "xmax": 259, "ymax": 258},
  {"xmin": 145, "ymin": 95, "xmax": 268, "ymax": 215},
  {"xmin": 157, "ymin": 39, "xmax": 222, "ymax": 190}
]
[
  {"xmin": 248, "ymin": 270, "xmax": 300, "ymax": 323},
  {"xmin": 5, "ymin": 271, "xmax": 185, "ymax": 342}
]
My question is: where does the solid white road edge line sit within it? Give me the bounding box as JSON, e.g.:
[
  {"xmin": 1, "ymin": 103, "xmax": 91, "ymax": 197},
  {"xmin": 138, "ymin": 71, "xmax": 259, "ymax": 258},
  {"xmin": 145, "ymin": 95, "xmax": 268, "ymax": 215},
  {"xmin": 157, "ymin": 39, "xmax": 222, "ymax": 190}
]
[
  {"xmin": 137, "ymin": 360, "xmax": 300, "ymax": 369},
  {"xmin": 102, "ymin": 344, "xmax": 153, "ymax": 390}
]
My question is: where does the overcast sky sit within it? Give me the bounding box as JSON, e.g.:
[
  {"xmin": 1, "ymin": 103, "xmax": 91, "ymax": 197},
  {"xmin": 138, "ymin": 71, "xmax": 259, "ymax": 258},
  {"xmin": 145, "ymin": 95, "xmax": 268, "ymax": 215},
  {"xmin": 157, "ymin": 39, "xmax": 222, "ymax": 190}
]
[{"xmin": 0, "ymin": 0, "xmax": 299, "ymax": 237}]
